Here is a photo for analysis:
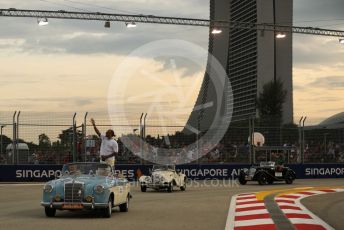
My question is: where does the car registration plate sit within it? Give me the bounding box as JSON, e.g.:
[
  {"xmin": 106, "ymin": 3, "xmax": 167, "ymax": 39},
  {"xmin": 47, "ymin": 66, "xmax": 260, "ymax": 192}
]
[
  {"xmin": 62, "ymin": 204, "xmax": 83, "ymax": 209},
  {"xmin": 275, "ymin": 172, "xmax": 282, "ymax": 177}
]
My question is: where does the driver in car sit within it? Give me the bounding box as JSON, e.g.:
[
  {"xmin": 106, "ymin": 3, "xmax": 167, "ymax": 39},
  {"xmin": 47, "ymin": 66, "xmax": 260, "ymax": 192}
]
[{"xmin": 68, "ymin": 164, "xmax": 78, "ymax": 175}]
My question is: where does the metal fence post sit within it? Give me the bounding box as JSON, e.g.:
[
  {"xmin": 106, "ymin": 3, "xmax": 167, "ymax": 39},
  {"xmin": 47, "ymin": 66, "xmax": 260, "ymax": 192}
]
[
  {"xmin": 16, "ymin": 111, "xmax": 20, "ymax": 164},
  {"xmin": 252, "ymin": 117, "xmax": 255, "ymax": 164},
  {"xmin": 302, "ymin": 117, "xmax": 307, "ymax": 163},
  {"xmin": 298, "ymin": 116, "xmax": 303, "ymax": 163},
  {"xmin": 83, "ymin": 112, "xmax": 88, "ymax": 162},
  {"xmin": 139, "ymin": 113, "xmax": 143, "ymax": 165},
  {"xmin": 72, "ymin": 113, "xmax": 76, "ymax": 162},
  {"xmin": 248, "ymin": 118, "xmax": 252, "ymax": 164},
  {"xmin": 0, "ymin": 125, "xmax": 5, "ymax": 156},
  {"xmin": 143, "ymin": 113, "xmax": 147, "ymax": 165},
  {"xmin": 12, "ymin": 111, "xmax": 17, "ymax": 164}
]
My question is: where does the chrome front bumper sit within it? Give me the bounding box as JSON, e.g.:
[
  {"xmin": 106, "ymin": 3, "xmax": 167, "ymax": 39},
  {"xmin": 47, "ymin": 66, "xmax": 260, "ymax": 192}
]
[
  {"xmin": 41, "ymin": 202, "xmax": 109, "ymax": 209},
  {"xmin": 141, "ymin": 182, "xmax": 170, "ymax": 189}
]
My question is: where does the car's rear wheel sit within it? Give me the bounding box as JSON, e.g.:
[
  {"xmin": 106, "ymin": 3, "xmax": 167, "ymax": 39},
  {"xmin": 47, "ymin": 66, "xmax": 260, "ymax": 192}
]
[
  {"xmin": 119, "ymin": 195, "xmax": 129, "ymax": 212},
  {"xmin": 258, "ymin": 173, "xmax": 268, "ymax": 185},
  {"xmin": 285, "ymin": 172, "xmax": 294, "ymax": 184},
  {"xmin": 44, "ymin": 207, "xmax": 56, "ymax": 217},
  {"xmin": 103, "ymin": 197, "xmax": 112, "ymax": 218},
  {"xmin": 238, "ymin": 171, "xmax": 247, "ymax": 185},
  {"xmin": 141, "ymin": 185, "xmax": 147, "ymax": 192}
]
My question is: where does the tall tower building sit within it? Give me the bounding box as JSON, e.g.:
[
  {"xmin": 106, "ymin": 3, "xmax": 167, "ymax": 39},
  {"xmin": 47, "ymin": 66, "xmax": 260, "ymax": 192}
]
[{"xmin": 185, "ymin": 0, "xmax": 293, "ymax": 134}]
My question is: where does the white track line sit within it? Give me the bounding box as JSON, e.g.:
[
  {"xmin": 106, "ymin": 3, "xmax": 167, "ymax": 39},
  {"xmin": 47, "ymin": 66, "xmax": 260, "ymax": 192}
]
[{"xmin": 225, "ymin": 194, "xmax": 237, "ymax": 230}]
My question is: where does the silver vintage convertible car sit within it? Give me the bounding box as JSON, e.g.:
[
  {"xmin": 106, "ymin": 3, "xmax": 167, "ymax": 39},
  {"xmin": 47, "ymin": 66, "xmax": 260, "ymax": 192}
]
[
  {"xmin": 139, "ymin": 165, "xmax": 187, "ymax": 192},
  {"xmin": 41, "ymin": 162, "xmax": 131, "ymax": 218}
]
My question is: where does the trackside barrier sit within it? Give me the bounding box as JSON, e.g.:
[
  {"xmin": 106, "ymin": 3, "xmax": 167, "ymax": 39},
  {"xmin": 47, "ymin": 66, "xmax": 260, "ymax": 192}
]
[{"xmin": 0, "ymin": 164, "xmax": 344, "ymax": 182}]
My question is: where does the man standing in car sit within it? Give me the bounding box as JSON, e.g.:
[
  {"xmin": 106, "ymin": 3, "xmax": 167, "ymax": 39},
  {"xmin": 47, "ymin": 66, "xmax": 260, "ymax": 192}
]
[{"xmin": 90, "ymin": 118, "xmax": 118, "ymax": 169}]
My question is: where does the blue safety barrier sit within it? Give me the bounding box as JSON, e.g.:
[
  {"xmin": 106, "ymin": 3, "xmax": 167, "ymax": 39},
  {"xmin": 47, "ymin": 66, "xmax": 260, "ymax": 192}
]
[{"xmin": 1, "ymin": 163, "xmax": 344, "ymax": 182}]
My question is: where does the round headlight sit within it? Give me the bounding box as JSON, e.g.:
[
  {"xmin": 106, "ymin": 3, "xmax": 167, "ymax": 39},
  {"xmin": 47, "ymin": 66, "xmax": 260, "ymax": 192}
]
[
  {"xmin": 85, "ymin": 195, "xmax": 93, "ymax": 203},
  {"xmin": 94, "ymin": 185, "xmax": 104, "ymax": 193},
  {"xmin": 55, "ymin": 194, "xmax": 61, "ymax": 202},
  {"xmin": 43, "ymin": 184, "xmax": 53, "ymax": 193}
]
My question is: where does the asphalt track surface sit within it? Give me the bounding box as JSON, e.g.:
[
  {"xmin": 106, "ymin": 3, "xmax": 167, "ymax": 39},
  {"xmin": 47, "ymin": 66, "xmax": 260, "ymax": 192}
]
[
  {"xmin": 0, "ymin": 179, "xmax": 343, "ymax": 230},
  {"xmin": 301, "ymin": 191, "xmax": 344, "ymax": 230}
]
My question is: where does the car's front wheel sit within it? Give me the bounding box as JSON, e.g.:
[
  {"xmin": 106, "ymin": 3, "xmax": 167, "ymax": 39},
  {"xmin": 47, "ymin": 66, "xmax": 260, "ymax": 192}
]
[
  {"xmin": 44, "ymin": 207, "xmax": 56, "ymax": 217},
  {"xmin": 141, "ymin": 185, "xmax": 147, "ymax": 192},
  {"xmin": 258, "ymin": 173, "xmax": 268, "ymax": 185},
  {"xmin": 180, "ymin": 179, "xmax": 186, "ymax": 191},
  {"xmin": 103, "ymin": 197, "xmax": 113, "ymax": 218},
  {"xmin": 167, "ymin": 183, "xmax": 173, "ymax": 193},
  {"xmin": 119, "ymin": 195, "xmax": 129, "ymax": 212}
]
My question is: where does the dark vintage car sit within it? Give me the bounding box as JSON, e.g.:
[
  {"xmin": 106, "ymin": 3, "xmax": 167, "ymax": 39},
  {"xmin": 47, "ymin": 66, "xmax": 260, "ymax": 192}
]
[{"xmin": 238, "ymin": 161, "xmax": 296, "ymax": 185}]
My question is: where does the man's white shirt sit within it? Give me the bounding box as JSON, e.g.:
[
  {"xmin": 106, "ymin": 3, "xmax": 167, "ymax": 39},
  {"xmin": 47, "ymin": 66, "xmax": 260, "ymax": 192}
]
[{"xmin": 100, "ymin": 134, "xmax": 118, "ymax": 166}]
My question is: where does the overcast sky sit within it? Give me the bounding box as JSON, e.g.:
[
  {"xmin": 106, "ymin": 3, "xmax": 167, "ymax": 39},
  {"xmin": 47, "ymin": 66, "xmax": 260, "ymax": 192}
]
[{"xmin": 0, "ymin": 0, "xmax": 344, "ymax": 129}]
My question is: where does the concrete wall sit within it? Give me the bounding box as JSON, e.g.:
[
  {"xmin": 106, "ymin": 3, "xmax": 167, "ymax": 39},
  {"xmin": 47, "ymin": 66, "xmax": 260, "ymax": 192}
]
[
  {"xmin": 184, "ymin": 0, "xmax": 231, "ymax": 133},
  {"xmin": 185, "ymin": 0, "xmax": 293, "ymax": 134},
  {"xmin": 257, "ymin": 0, "xmax": 293, "ymax": 124}
]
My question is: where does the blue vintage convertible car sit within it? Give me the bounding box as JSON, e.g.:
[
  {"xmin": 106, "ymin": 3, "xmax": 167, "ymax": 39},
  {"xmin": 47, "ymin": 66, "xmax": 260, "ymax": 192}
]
[{"xmin": 41, "ymin": 162, "xmax": 131, "ymax": 218}]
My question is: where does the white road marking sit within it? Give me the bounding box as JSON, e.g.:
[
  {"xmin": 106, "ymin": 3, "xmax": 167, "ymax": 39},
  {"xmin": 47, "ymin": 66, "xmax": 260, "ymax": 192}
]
[
  {"xmin": 234, "ymin": 209, "xmax": 270, "ymax": 216},
  {"xmin": 225, "ymin": 195, "xmax": 237, "ymax": 230},
  {"xmin": 236, "ymin": 198, "xmax": 257, "ymax": 203},
  {"xmin": 236, "ymin": 203, "xmax": 265, "ymax": 209},
  {"xmin": 234, "ymin": 219, "xmax": 274, "ymax": 227}
]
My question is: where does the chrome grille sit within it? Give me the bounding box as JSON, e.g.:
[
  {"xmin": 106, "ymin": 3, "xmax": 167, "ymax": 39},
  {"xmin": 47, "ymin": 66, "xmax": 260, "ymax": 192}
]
[
  {"xmin": 64, "ymin": 182, "xmax": 84, "ymax": 203},
  {"xmin": 153, "ymin": 174, "xmax": 160, "ymax": 183}
]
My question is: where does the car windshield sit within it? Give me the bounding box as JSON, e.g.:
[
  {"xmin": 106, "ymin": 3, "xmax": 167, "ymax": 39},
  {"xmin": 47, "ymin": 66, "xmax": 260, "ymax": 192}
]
[
  {"xmin": 62, "ymin": 162, "xmax": 112, "ymax": 176},
  {"xmin": 152, "ymin": 165, "xmax": 175, "ymax": 171},
  {"xmin": 259, "ymin": 161, "xmax": 275, "ymax": 167}
]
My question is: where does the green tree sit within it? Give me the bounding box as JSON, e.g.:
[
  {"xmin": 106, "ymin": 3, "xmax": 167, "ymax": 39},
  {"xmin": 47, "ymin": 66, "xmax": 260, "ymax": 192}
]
[
  {"xmin": 0, "ymin": 135, "xmax": 12, "ymax": 154},
  {"xmin": 257, "ymin": 79, "xmax": 287, "ymax": 126},
  {"xmin": 38, "ymin": 133, "xmax": 51, "ymax": 148},
  {"xmin": 58, "ymin": 127, "xmax": 82, "ymax": 148}
]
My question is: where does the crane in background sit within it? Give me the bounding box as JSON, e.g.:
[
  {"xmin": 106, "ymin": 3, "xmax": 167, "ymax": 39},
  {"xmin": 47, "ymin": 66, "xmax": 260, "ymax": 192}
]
[{"xmin": 1, "ymin": 8, "xmax": 344, "ymax": 39}]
